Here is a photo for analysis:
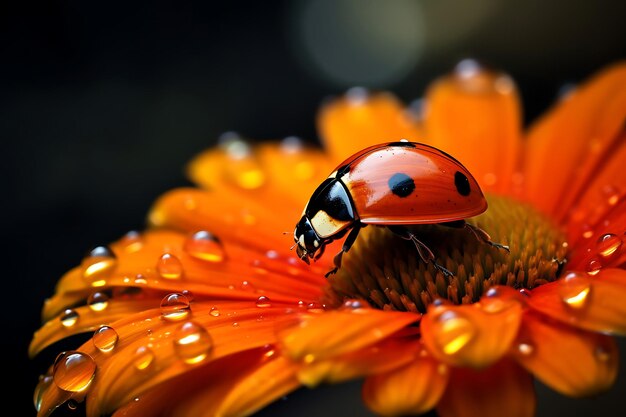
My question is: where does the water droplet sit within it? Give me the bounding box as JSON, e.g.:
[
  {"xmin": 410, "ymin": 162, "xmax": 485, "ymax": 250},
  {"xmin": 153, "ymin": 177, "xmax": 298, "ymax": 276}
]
[
  {"xmin": 342, "ymin": 299, "xmax": 370, "ymax": 309},
  {"xmin": 67, "ymin": 399, "xmax": 78, "ymax": 410},
  {"xmin": 517, "ymin": 342, "xmax": 534, "ymax": 356},
  {"xmin": 182, "ymin": 289, "xmax": 194, "ymax": 302},
  {"xmin": 173, "ymin": 322, "xmax": 213, "ymax": 364},
  {"xmin": 346, "ymin": 87, "xmax": 369, "ymax": 105},
  {"xmin": 232, "ymin": 322, "xmax": 240, "ymax": 328},
  {"xmin": 121, "ymin": 230, "xmax": 143, "ymax": 253},
  {"xmin": 160, "ymin": 293, "xmax": 191, "ymax": 322},
  {"xmin": 597, "ymin": 233, "xmax": 622, "ymax": 258},
  {"xmin": 157, "ymin": 253, "xmax": 183, "ymax": 280},
  {"xmin": 240, "ymin": 280, "xmax": 254, "ymax": 291},
  {"xmin": 256, "ymin": 296, "xmax": 272, "ymax": 308},
  {"xmin": 134, "ymin": 274, "xmax": 148, "ymax": 285},
  {"xmin": 60, "ymin": 309, "xmax": 79, "ymax": 328},
  {"xmin": 581, "ymin": 226, "xmax": 594, "ymax": 239},
  {"xmin": 280, "ymin": 136, "xmax": 303, "ymax": 154},
  {"xmin": 34, "ymin": 374, "xmax": 53, "ymax": 411},
  {"xmin": 183, "ymin": 231, "xmax": 225, "ymax": 263},
  {"xmin": 303, "ymin": 353, "xmax": 316, "ymax": 364},
  {"xmin": 93, "ymin": 326, "xmax": 119, "ymax": 352},
  {"xmin": 133, "ymin": 346, "xmax": 154, "ymax": 371},
  {"xmin": 82, "ymin": 246, "xmax": 117, "ymax": 285},
  {"xmin": 595, "ymin": 345, "xmax": 611, "ymax": 362},
  {"xmin": 587, "ymin": 258, "xmax": 602, "ymax": 276},
  {"xmin": 53, "ymin": 351, "xmax": 96, "ymax": 392},
  {"xmin": 87, "ymin": 292, "xmax": 109, "ymax": 312},
  {"xmin": 559, "ymin": 272, "xmax": 592, "ymax": 310},
  {"xmin": 431, "ymin": 310, "xmax": 475, "ymax": 355},
  {"xmin": 220, "ymin": 132, "xmax": 250, "ymax": 159},
  {"xmin": 209, "ymin": 307, "xmax": 220, "ymax": 317},
  {"xmin": 481, "ymin": 288, "xmax": 517, "ymax": 314}
]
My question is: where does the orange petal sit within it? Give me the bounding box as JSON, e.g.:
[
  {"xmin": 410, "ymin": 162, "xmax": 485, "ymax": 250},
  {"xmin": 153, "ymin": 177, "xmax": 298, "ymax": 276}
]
[
  {"xmin": 437, "ymin": 359, "xmax": 535, "ymax": 417},
  {"xmin": 420, "ymin": 287, "xmax": 523, "ymax": 368},
  {"xmin": 523, "ymin": 62, "xmax": 626, "ymax": 218},
  {"xmin": 297, "ymin": 337, "xmax": 420, "ymax": 387},
  {"xmin": 511, "ymin": 311, "xmax": 618, "ymax": 397},
  {"xmin": 362, "ymin": 351, "xmax": 449, "ymax": 416},
  {"xmin": 279, "ymin": 308, "xmax": 420, "ymax": 362},
  {"xmin": 317, "ymin": 90, "xmax": 422, "ymax": 164},
  {"xmin": 527, "ymin": 268, "xmax": 626, "ymax": 335},
  {"xmin": 423, "ymin": 60, "xmax": 523, "ymax": 194}
]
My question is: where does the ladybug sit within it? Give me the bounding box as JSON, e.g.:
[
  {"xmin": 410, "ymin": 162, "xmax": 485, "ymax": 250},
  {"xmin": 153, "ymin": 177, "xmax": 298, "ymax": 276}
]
[{"xmin": 293, "ymin": 140, "xmax": 508, "ymax": 277}]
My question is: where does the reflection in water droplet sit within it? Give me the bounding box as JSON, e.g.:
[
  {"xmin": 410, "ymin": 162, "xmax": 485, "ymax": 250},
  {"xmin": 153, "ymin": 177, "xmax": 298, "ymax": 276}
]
[
  {"xmin": 34, "ymin": 374, "xmax": 53, "ymax": 411},
  {"xmin": 133, "ymin": 346, "xmax": 155, "ymax": 371},
  {"xmin": 518, "ymin": 342, "xmax": 534, "ymax": 356},
  {"xmin": 157, "ymin": 253, "xmax": 183, "ymax": 280},
  {"xmin": 209, "ymin": 307, "xmax": 220, "ymax": 317},
  {"xmin": 121, "ymin": 230, "xmax": 143, "ymax": 252},
  {"xmin": 87, "ymin": 292, "xmax": 109, "ymax": 312},
  {"xmin": 183, "ymin": 231, "xmax": 225, "ymax": 263},
  {"xmin": 82, "ymin": 246, "xmax": 117, "ymax": 286},
  {"xmin": 597, "ymin": 233, "xmax": 622, "ymax": 258},
  {"xmin": 160, "ymin": 293, "xmax": 191, "ymax": 322},
  {"xmin": 93, "ymin": 326, "xmax": 119, "ymax": 353},
  {"xmin": 173, "ymin": 322, "xmax": 213, "ymax": 364},
  {"xmin": 53, "ymin": 351, "xmax": 96, "ymax": 392},
  {"xmin": 60, "ymin": 309, "xmax": 79, "ymax": 328},
  {"xmin": 256, "ymin": 296, "xmax": 272, "ymax": 308},
  {"xmin": 431, "ymin": 310, "xmax": 475, "ymax": 355},
  {"xmin": 559, "ymin": 272, "xmax": 592, "ymax": 309}
]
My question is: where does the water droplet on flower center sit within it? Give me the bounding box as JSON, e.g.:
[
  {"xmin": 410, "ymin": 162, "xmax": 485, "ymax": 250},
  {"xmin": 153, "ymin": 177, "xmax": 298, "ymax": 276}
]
[
  {"xmin": 157, "ymin": 253, "xmax": 183, "ymax": 280},
  {"xmin": 183, "ymin": 231, "xmax": 225, "ymax": 262},
  {"xmin": 53, "ymin": 351, "xmax": 96, "ymax": 392},
  {"xmin": 160, "ymin": 293, "xmax": 191, "ymax": 322},
  {"xmin": 173, "ymin": 322, "xmax": 213, "ymax": 364},
  {"xmin": 93, "ymin": 326, "xmax": 119, "ymax": 352}
]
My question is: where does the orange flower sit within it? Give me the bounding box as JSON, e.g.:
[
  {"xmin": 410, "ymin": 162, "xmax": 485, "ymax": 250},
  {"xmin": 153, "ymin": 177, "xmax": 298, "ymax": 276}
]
[{"xmin": 31, "ymin": 61, "xmax": 626, "ymax": 417}]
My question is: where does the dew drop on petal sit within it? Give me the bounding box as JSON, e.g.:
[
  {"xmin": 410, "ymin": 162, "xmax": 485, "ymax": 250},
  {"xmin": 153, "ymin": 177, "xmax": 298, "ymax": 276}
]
[
  {"xmin": 431, "ymin": 310, "xmax": 476, "ymax": 355},
  {"xmin": 160, "ymin": 293, "xmax": 191, "ymax": 322},
  {"xmin": 342, "ymin": 299, "xmax": 370, "ymax": 309},
  {"xmin": 133, "ymin": 346, "xmax": 155, "ymax": 371},
  {"xmin": 183, "ymin": 231, "xmax": 226, "ymax": 263},
  {"xmin": 82, "ymin": 246, "xmax": 117, "ymax": 286},
  {"xmin": 280, "ymin": 136, "xmax": 303, "ymax": 154},
  {"xmin": 517, "ymin": 342, "xmax": 535, "ymax": 356},
  {"xmin": 120, "ymin": 230, "xmax": 143, "ymax": 253},
  {"xmin": 209, "ymin": 307, "xmax": 220, "ymax": 317},
  {"xmin": 60, "ymin": 309, "xmax": 79, "ymax": 328},
  {"xmin": 67, "ymin": 399, "xmax": 78, "ymax": 410},
  {"xmin": 595, "ymin": 345, "xmax": 612, "ymax": 362},
  {"xmin": 157, "ymin": 253, "xmax": 183, "ymax": 280},
  {"xmin": 53, "ymin": 351, "xmax": 96, "ymax": 392},
  {"xmin": 182, "ymin": 289, "xmax": 194, "ymax": 302},
  {"xmin": 93, "ymin": 326, "xmax": 119, "ymax": 353},
  {"xmin": 256, "ymin": 296, "xmax": 272, "ymax": 308},
  {"xmin": 586, "ymin": 258, "xmax": 603, "ymax": 276},
  {"xmin": 173, "ymin": 321, "xmax": 213, "ymax": 364},
  {"xmin": 597, "ymin": 233, "xmax": 622, "ymax": 258},
  {"xmin": 559, "ymin": 272, "xmax": 592, "ymax": 310},
  {"xmin": 87, "ymin": 292, "xmax": 109, "ymax": 312},
  {"xmin": 34, "ymin": 374, "xmax": 53, "ymax": 411}
]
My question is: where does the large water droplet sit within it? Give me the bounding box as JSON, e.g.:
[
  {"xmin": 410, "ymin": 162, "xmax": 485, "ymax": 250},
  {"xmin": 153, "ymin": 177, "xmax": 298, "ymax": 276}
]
[
  {"xmin": 559, "ymin": 272, "xmax": 592, "ymax": 310},
  {"xmin": 82, "ymin": 246, "xmax": 117, "ymax": 286},
  {"xmin": 87, "ymin": 292, "xmax": 109, "ymax": 312},
  {"xmin": 133, "ymin": 346, "xmax": 154, "ymax": 371},
  {"xmin": 183, "ymin": 231, "xmax": 225, "ymax": 263},
  {"xmin": 160, "ymin": 293, "xmax": 191, "ymax": 322},
  {"xmin": 34, "ymin": 374, "xmax": 53, "ymax": 411},
  {"xmin": 173, "ymin": 322, "xmax": 213, "ymax": 364},
  {"xmin": 157, "ymin": 253, "xmax": 183, "ymax": 280},
  {"xmin": 60, "ymin": 309, "xmax": 79, "ymax": 328},
  {"xmin": 53, "ymin": 351, "xmax": 96, "ymax": 392},
  {"xmin": 93, "ymin": 326, "xmax": 119, "ymax": 353},
  {"xmin": 431, "ymin": 310, "xmax": 476, "ymax": 355},
  {"xmin": 256, "ymin": 296, "xmax": 272, "ymax": 308},
  {"xmin": 597, "ymin": 233, "xmax": 622, "ymax": 258}
]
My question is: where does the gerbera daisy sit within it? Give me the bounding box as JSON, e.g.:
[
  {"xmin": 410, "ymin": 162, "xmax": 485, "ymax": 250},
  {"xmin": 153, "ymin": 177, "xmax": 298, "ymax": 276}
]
[{"xmin": 31, "ymin": 60, "xmax": 626, "ymax": 417}]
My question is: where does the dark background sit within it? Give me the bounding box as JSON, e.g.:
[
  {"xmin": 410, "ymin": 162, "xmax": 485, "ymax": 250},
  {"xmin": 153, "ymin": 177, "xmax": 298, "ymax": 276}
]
[{"xmin": 3, "ymin": 1, "xmax": 626, "ymax": 415}]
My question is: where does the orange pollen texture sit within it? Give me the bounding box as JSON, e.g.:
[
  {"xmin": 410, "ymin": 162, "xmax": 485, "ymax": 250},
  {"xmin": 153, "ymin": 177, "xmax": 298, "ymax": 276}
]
[{"xmin": 323, "ymin": 195, "xmax": 568, "ymax": 313}]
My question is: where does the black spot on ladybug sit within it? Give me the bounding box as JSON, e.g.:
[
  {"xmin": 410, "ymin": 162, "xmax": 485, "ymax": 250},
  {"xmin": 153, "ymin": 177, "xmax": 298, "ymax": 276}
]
[
  {"xmin": 454, "ymin": 171, "xmax": 471, "ymax": 196},
  {"xmin": 388, "ymin": 173, "xmax": 415, "ymax": 198},
  {"xmin": 387, "ymin": 141, "xmax": 416, "ymax": 148}
]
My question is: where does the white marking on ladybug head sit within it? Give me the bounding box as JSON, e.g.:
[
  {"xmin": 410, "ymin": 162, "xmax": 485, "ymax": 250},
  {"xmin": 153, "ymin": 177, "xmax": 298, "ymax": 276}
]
[{"xmin": 310, "ymin": 210, "xmax": 350, "ymax": 238}]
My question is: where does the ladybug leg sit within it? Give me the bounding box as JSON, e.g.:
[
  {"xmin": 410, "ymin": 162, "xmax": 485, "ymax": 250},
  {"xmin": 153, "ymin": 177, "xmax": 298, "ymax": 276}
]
[
  {"xmin": 325, "ymin": 223, "xmax": 362, "ymax": 278},
  {"xmin": 387, "ymin": 226, "xmax": 453, "ymax": 277},
  {"xmin": 464, "ymin": 222, "xmax": 510, "ymax": 252},
  {"xmin": 313, "ymin": 243, "xmax": 326, "ymax": 261}
]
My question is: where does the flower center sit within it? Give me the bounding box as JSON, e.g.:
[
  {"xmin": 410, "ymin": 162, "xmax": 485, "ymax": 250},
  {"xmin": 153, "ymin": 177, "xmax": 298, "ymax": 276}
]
[{"xmin": 323, "ymin": 195, "xmax": 568, "ymax": 313}]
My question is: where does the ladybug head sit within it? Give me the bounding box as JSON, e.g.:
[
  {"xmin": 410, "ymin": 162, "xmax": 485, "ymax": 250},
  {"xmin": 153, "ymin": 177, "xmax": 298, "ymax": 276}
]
[{"xmin": 294, "ymin": 216, "xmax": 322, "ymax": 264}]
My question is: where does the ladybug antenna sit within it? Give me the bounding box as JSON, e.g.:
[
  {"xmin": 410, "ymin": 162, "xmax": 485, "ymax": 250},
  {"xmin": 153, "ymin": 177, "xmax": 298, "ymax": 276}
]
[{"xmin": 289, "ymin": 243, "xmax": 297, "ymax": 251}]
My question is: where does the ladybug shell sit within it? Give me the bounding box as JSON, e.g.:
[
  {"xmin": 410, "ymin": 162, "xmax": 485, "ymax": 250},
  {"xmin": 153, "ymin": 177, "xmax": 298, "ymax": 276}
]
[{"xmin": 334, "ymin": 142, "xmax": 487, "ymax": 225}]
